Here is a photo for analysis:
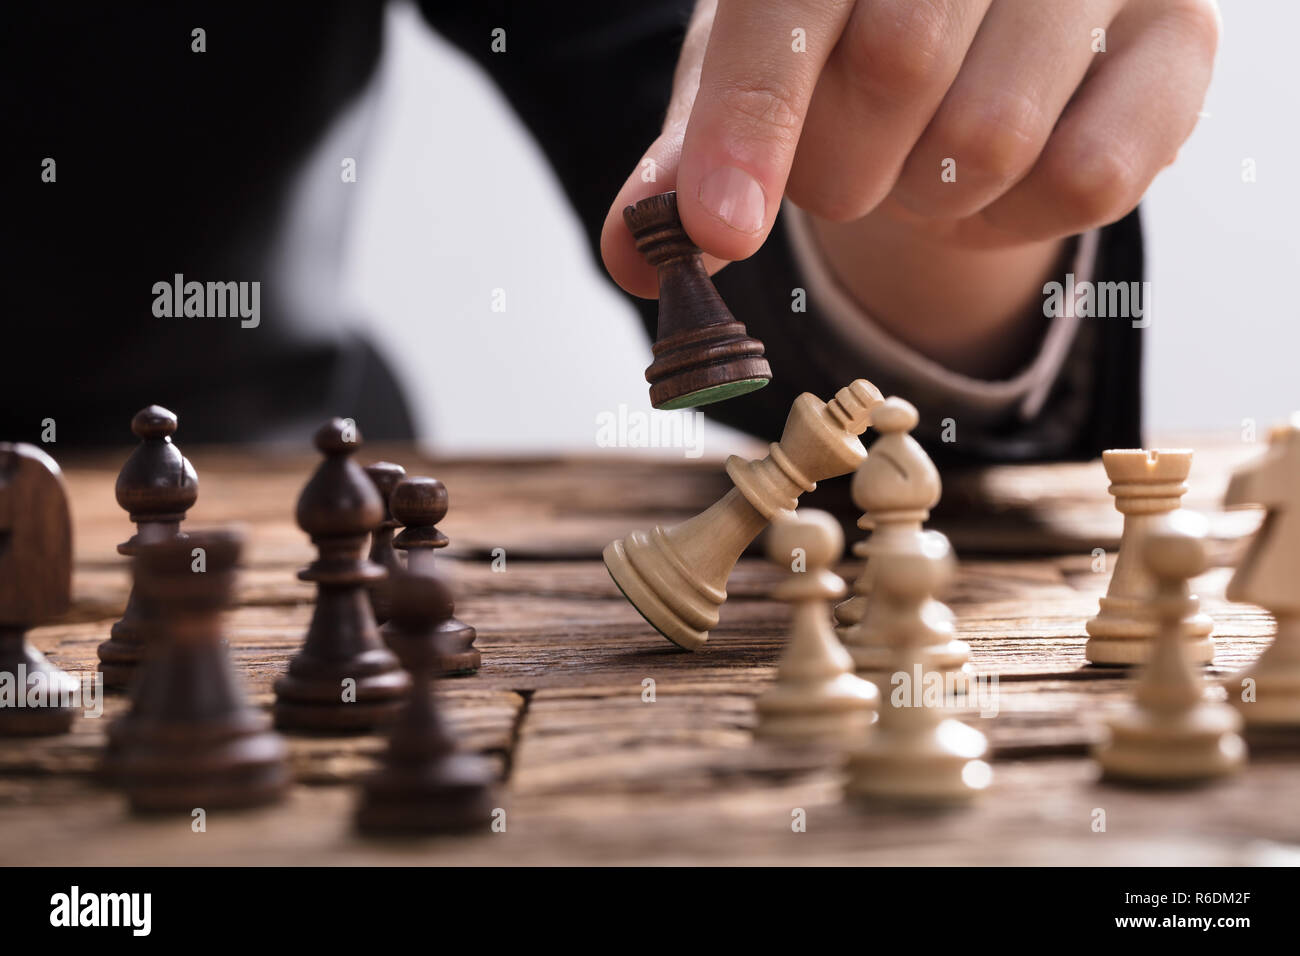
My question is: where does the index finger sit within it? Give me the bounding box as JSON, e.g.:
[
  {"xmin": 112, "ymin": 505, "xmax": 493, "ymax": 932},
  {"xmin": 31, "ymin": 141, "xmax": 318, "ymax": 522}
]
[{"xmin": 677, "ymin": 0, "xmax": 855, "ymax": 262}]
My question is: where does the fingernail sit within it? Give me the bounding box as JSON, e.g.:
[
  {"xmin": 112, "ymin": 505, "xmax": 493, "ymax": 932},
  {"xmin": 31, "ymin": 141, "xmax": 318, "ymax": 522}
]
[{"xmin": 697, "ymin": 166, "xmax": 767, "ymax": 234}]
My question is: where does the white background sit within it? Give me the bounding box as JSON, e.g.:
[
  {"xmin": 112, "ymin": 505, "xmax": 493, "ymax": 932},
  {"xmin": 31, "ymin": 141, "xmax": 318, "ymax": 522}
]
[{"xmin": 314, "ymin": 2, "xmax": 1300, "ymax": 456}]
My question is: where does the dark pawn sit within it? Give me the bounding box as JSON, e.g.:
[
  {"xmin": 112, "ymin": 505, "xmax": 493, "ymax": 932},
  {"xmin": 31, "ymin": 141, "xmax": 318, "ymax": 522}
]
[
  {"xmin": 273, "ymin": 420, "xmax": 410, "ymax": 732},
  {"xmin": 389, "ymin": 477, "xmax": 480, "ymax": 675},
  {"xmin": 363, "ymin": 461, "xmax": 406, "ymax": 626},
  {"xmin": 356, "ymin": 567, "xmax": 498, "ymax": 834},
  {"xmin": 97, "ymin": 406, "xmax": 198, "ymax": 690},
  {"xmin": 625, "ymin": 191, "xmax": 771, "ymax": 410},
  {"xmin": 0, "ymin": 444, "xmax": 78, "ymax": 736},
  {"xmin": 107, "ymin": 530, "xmax": 290, "ymax": 812}
]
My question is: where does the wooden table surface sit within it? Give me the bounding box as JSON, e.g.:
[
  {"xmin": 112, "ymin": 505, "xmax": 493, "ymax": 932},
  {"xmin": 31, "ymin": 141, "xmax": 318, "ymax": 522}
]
[{"xmin": 3, "ymin": 436, "xmax": 1298, "ymax": 866}]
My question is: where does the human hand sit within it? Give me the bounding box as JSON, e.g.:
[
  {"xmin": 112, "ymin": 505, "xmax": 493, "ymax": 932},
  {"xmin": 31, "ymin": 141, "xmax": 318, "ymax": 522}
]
[{"xmin": 602, "ymin": 0, "xmax": 1219, "ymax": 298}]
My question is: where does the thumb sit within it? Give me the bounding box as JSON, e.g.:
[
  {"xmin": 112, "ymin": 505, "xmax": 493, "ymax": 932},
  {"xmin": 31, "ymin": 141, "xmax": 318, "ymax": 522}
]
[
  {"xmin": 602, "ymin": 0, "xmax": 849, "ymax": 297},
  {"xmin": 601, "ymin": 2, "xmax": 718, "ymax": 299}
]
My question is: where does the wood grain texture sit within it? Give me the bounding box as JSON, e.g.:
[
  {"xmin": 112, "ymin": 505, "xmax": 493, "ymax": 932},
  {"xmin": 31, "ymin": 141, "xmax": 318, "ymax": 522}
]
[{"xmin": 2, "ymin": 437, "xmax": 1295, "ymax": 864}]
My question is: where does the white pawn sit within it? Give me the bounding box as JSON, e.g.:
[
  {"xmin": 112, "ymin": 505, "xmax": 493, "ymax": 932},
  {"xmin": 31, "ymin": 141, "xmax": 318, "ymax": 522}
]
[
  {"xmin": 753, "ymin": 509, "xmax": 878, "ymax": 746},
  {"xmin": 835, "ymin": 397, "xmax": 936, "ymax": 632},
  {"xmin": 839, "ymin": 397, "xmax": 968, "ymax": 679},
  {"xmin": 1222, "ymin": 416, "xmax": 1300, "ymax": 726},
  {"xmin": 845, "ymin": 530, "xmax": 991, "ymax": 805},
  {"xmin": 1094, "ymin": 510, "xmax": 1246, "ymax": 783}
]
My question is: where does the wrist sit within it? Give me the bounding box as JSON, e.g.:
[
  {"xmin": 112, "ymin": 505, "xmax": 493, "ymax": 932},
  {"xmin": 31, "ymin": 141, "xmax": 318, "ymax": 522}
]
[{"xmin": 803, "ymin": 202, "xmax": 1068, "ymax": 379}]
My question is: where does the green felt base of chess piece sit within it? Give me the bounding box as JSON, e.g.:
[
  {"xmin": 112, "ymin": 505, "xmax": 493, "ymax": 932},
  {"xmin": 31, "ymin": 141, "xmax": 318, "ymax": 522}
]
[{"xmin": 656, "ymin": 377, "xmax": 769, "ymax": 410}]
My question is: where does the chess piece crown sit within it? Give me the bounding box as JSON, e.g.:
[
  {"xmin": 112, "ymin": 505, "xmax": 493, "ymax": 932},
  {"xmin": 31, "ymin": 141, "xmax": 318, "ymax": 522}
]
[
  {"xmin": 604, "ymin": 378, "xmax": 883, "ymax": 650},
  {"xmin": 1085, "ymin": 448, "xmax": 1214, "ymax": 665},
  {"xmin": 114, "ymin": 406, "xmax": 198, "ymax": 527}
]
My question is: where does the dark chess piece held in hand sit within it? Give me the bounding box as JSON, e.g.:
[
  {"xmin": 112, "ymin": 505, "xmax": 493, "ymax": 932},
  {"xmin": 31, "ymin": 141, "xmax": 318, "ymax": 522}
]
[
  {"xmin": 98, "ymin": 406, "xmax": 198, "ymax": 690},
  {"xmin": 0, "ymin": 443, "xmax": 79, "ymax": 736},
  {"xmin": 107, "ymin": 529, "xmax": 290, "ymax": 812},
  {"xmin": 625, "ymin": 191, "xmax": 771, "ymax": 410},
  {"xmin": 389, "ymin": 476, "xmax": 480, "ymax": 675},
  {"xmin": 274, "ymin": 420, "xmax": 410, "ymax": 733},
  {"xmin": 356, "ymin": 563, "xmax": 498, "ymax": 834}
]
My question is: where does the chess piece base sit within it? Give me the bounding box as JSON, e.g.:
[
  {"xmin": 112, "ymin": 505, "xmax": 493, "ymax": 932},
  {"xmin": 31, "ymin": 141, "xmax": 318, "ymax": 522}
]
[
  {"xmin": 96, "ymin": 662, "xmax": 138, "ymax": 691},
  {"xmin": 1230, "ymin": 686, "xmax": 1300, "ymax": 726},
  {"xmin": 753, "ymin": 709, "xmax": 875, "ymax": 747},
  {"xmin": 1086, "ymin": 597, "xmax": 1214, "ymax": 665},
  {"xmin": 845, "ymin": 719, "xmax": 991, "ymax": 805},
  {"xmin": 654, "ymin": 375, "xmax": 770, "ymax": 411},
  {"xmin": 0, "ymin": 642, "xmax": 80, "ymax": 736},
  {"xmin": 273, "ymin": 694, "xmax": 407, "ymax": 733},
  {"xmin": 433, "ymin": 648, "xmax": 481, "ymax": 676},
  {"xmin": 126, "ymin": 770, "xmax": 289, "ymax": 814},
  {"xmin": 604, "ymin": 541, "xmax": 707, "ymax": 651},
  {"xmin": 1095, "ymin": 704, "xmax": 1246, "ymax": 783},
  {"xmin": 0, "ymin": 706, "xmax": 76, "ymax": 736},
  {"xmin": 851, "ymin": 641, "xmax": 972, "ymax": 683},
  {"xmin": 1086, "ymin": 630, "xmax": 1215, "ymax": 666},
  {"xmin": 356, "ymin": 754, "xmax": 497, "ymax": 835},
  {"xmin": 386, "ymin": 618, "xmax": 481, "ymax": 676},
  {"xmin": 1228, "ymin": 652, "xmax": 1300, "ymax": 727},
  {"xmin": 274, "ymin": 647, "xmax": 411, "ymax": 733},
  {"xmin": 114, "ymin": 722, "xmax": 290, "ymax": 812},
  {"xmin": 645, "ymin": 319, "xmax": 771, "ymax": 411},
  {"xmin": 754, "ymin": 674, "xmax": 878, "ymax": 745}
]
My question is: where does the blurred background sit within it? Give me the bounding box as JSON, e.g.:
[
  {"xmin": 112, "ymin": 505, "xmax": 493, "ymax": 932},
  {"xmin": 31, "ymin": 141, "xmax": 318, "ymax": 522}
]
[{"xmin": 285, "ymin": 1, "xmax": 1298, "ymax": 457}]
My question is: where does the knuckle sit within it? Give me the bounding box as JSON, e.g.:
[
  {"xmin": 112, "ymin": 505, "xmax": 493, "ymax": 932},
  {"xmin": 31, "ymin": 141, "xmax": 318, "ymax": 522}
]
[
  {"xmin": 787, "ymin": 146, "xmax": 889, "ymax": 223},
  {"xmin": 1161, "ymin": 0, "xmax": 1222, "ymax": 55},
  {"xmin": 845, "ymin": 0, "xmax": 954, "ymax": 94},
  {"xmin": 714, "ymin": 81, "xmax": 805, "ymax": 145},
  {"xmin": 943, "ymin": 98, "xmax": 1044, "ymax": 185},
  {"xmin": 1046, "ymin": 146, "xmax": 1143, "ymax": 226},
  {"xmin": 793, "ymin": 187, "xmax": 871, "ymax": 224}
]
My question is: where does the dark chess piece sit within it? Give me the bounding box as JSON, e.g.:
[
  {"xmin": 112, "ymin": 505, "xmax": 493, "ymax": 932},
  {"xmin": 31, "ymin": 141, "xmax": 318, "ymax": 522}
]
[
  {"xmin": 625, "ymin": 191, "xmax": 771, "ymax": 409},
  {"xmin": 273, "ymin": 420, "xmax": 410, "ymax": 732},
  {"xmin": 364, "ymin": 461, "xmax": 406, "ymax": 626},
  {"xmin": 389, "ymin": 477, "xmax": 480, "ymax": 675},
  {"xmin": 356, "ymin": 566, "xmax": 498, "ymax": 834},
  {"xmin": 0, "ymin": 443, "xmax": 79, "ymax": 736},
  {"xmin": 97, "ymin": 406, "xmax": 198, "ymax": 690},
  {"xmin": 107, "ymin": 529, "xmax": 290, "ymax": 812}
]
